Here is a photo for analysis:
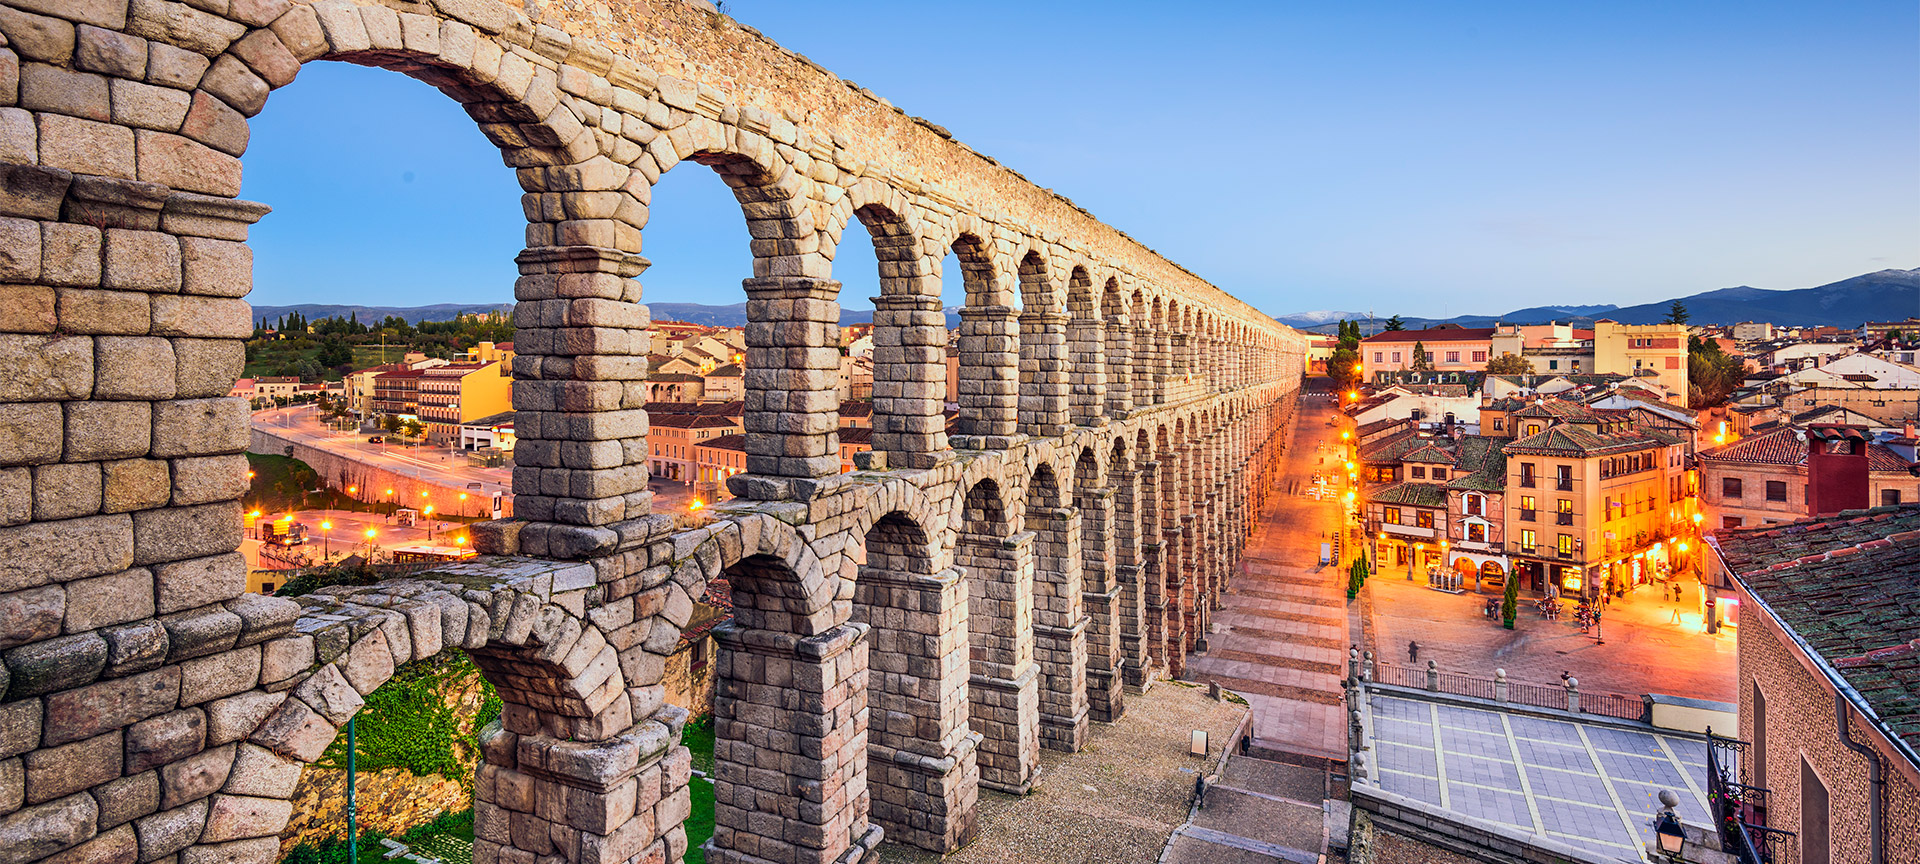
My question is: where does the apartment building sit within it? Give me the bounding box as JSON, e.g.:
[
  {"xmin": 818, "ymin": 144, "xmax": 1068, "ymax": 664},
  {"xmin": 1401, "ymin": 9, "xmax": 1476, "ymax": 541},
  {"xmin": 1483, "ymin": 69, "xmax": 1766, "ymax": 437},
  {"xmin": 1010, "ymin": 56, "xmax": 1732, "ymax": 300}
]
[
  {"xmin": 417, "ymin": 361, "xmax": 512, "ymax": 443},
  {"xmin": 1499, "ymin": 409, "xmax": 1693, "ymax": 598},
  {"xmin": 1590, "ymin": 320, "xmax": 1689, "ymax": 401},
  {"xmin": 648, "ymin": 413, "xmax": 745, "ymax": 483},
  {"xmin": 1698, "ymin": 425, "xmax": 1918, "ymax": 531},
  {"xmin": 1358, "ymin": 327, "xmax": 1496, "ymax": 374}
]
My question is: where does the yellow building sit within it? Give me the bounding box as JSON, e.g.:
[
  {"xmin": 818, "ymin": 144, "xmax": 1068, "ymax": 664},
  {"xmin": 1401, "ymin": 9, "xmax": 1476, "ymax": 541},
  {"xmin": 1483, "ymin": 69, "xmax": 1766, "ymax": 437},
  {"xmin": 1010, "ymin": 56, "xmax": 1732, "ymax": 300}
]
[
  {"xmin": 1501, "ymin": 410, "xmax": 1693, "ymax": 599},
  {"xmin": 418, "ymin": 361, "xmax": 513, "ymax": 443},
  {"xmin": 1591, "ymin": 321, "xmax": 1689, "ymax": 401}
]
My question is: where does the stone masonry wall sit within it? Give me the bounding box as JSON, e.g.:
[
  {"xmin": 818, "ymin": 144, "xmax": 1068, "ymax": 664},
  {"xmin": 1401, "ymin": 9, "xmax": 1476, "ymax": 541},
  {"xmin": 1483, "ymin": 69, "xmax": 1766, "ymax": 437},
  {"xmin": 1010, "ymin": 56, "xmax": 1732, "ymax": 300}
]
[{"xmin": 0, "ymin": 2, "xmax": 1308, "ymax": 864}]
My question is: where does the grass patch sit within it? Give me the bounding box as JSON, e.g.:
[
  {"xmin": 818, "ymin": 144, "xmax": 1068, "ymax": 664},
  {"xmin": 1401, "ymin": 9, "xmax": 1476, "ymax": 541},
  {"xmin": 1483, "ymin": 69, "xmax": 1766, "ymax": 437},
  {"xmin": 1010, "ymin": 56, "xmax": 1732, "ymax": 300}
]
[
  {"xmin": 284, "ymin": 809, "xmax": 474, "ymax": 864},
  {"xmin": 685, "ymin": 776, "xmax": 715, "ymax": 864},
  {"xmin": 244, "ymin": 453, "xmax": 383, "ymax": 516},
  {"xmin": 682, "ymin": 714, "xmax": 715, "ymax": 775}
]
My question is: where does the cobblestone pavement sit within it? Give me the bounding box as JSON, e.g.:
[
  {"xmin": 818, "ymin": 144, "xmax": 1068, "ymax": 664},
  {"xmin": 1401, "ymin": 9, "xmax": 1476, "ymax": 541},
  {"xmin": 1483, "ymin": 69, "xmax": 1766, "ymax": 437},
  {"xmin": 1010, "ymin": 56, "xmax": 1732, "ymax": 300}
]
[
  {"xmin": 875, "ymin": 682, "xmax": 1245, "ymax": 864},
  {"xmin": 1364, "ymin": 568, "xmax": 1737, "ymax": 704},
  {"xmin": 1184, "ymin": 400, "xmax": 1352, "ymax": 762}
]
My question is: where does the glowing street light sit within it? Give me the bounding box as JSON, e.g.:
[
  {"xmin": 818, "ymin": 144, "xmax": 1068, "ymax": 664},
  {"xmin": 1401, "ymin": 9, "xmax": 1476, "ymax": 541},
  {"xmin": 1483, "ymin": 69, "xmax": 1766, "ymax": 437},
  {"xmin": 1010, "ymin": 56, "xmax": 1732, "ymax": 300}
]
[
  {"xmin": 423, "ymin": 505, "xmax": 435, "ymax": 541},
  {"xmin": 321, "ymin": 520, "xmax": 332, "ymax": 559},
  {"xmin": 1340, "ymin": 430, "xmax": 1351, "ymax": 441},
  {"xmin": 363, "ymin": 527, "xmax": 378, "ymax": 559}
]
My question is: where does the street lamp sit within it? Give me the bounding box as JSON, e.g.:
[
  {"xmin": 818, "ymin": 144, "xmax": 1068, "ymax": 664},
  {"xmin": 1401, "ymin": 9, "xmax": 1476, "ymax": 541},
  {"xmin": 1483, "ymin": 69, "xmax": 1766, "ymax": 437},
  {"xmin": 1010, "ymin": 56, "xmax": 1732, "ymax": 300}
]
[
  {"xmin": 1652, "ymin": 790, "xmax": 1685, "ymax": 859},
  {"xmin": 385, "ymin": 489, "xmax": 395, "ymax": 519},
  {"xmin": 363, "ymin": 528, "xmax": 377, "ymax": 560},
  {"xmin": 423, "ymin": 506, "xmax": 435, "ymax": 541},
  {"xmin": 321, "ymin": 521, "xmax": 332, "ymax": 560}
]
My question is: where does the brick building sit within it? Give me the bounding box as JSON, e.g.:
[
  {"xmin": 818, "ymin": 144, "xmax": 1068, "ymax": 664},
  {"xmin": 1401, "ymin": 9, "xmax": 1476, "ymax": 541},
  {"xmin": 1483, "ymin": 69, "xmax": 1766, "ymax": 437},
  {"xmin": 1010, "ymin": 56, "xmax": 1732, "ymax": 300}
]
[
  {"xmin": 1711, "ymin": 506, "xmax": 1920, "ymax": 864},
  {"xmin": 1697, "ymin": 426, "xmax": 1918, "ymax": 531},
  {"xmin": 1358, "ymin": 326, "xmax": 1497, "ymax": 374}
]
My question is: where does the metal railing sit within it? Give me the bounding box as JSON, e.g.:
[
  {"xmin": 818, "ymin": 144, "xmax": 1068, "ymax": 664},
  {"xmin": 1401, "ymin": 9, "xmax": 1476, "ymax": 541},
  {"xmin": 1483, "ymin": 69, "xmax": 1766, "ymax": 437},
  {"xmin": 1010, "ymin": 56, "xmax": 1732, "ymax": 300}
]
[
  {"xmin": 1358, "ymin": 659, "xmax": 1647, "ymax": 722},
  {"xmin": 1706, "ymin": 728, "xmax": 1793, "ymax": 863}
]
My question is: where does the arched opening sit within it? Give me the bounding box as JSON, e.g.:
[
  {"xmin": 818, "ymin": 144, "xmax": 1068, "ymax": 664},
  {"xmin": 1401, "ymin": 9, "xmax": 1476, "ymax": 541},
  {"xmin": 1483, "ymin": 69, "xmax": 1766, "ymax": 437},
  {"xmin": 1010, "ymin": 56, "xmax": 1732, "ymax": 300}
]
[
  {"xmin": 1102, "ymin": 280, "xmax": 1132, "ymax": 418},
  {"xmin": 1074, "ymin": 446, "xmax": 1124, "ymax": 722},
  {"xmin": 855, "ymin": 511, "xmax": 978, "ymax": 851},
  {"xmin": 1111, "ymin": 436, "xmax": 1149, "ymax": 687},
  {"xmin": 840, "ymin": 203, "xmax": 947, "ymax": 467},
  {"xmin": 947, "ymin": 235, "xmax": 1016, "ymax": 441},
  {"xmin": 1065, "ymin": 267, "xmax": 1104, "ymax": 426},
  {"xmin": 1015, "ymin": 250, "xmax": 1067, "ymax": 437},
  {"xmin": 954, "ymin": 478, "xmax": 1039, "ymax": 791}
]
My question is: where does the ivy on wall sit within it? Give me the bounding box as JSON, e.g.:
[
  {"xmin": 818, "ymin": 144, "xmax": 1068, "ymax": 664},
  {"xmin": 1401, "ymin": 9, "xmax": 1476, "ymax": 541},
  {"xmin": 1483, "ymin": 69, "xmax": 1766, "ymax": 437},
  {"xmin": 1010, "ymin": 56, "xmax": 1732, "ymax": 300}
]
[{"xmin": 316, "ymin": 653, "xmax": 502, "ymax": 783}]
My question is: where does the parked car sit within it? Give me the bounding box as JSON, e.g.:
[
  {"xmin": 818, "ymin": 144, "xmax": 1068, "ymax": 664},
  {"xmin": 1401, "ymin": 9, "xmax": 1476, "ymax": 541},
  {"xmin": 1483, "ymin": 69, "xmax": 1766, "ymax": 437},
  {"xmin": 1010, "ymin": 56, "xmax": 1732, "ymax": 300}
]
[{"xmin": 368, "ymin": 435, "xmax": 384, "ymax": 443}]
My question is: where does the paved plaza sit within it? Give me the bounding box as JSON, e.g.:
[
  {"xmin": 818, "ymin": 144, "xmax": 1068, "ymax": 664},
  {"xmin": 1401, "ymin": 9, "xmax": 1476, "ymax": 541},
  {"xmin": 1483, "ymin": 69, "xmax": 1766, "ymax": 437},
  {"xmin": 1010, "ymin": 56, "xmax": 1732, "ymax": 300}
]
[{"xmin": 1364, "ymin": 692, "xmax": 1714, "ymax": 861}]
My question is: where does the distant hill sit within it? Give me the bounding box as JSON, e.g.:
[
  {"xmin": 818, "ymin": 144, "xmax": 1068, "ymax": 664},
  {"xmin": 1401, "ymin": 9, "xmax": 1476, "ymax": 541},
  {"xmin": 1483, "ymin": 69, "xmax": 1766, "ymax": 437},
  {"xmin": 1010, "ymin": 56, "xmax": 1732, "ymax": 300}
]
[
  {"xmin": 251, "ymin": 303, "xmax": 514, "ymax": 327},
  {"xmin": 1277, "ymin": 269, "xmax": 1917, "ymax": 333}
]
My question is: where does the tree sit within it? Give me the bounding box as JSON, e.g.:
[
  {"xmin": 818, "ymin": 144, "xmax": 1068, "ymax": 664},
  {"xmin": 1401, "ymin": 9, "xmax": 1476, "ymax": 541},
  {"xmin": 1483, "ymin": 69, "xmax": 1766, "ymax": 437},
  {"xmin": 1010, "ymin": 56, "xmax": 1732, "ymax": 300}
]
[
  {"xmin": 1501, "ymin": 576, "xmax": 1519, "ymax": 629},
  {"xmin": 1687, "ymin": 334, "xmax": 1746, "ymax": 408},
  {"xmin": 1384, "ymin": 315, "xmax": 1406, "ymax": 331},
  {"xmin": 1484, "ymin": 353, "xmax": 1534, "ymax": 375},
  {"xmin": 1410, "ymin": 340, "xmax": 1432, "ymax": 370},
  {"xmin": 381, "ymin": 414, "xmax": 403, "ymax": 435},
  {"xmin": 1329, "ymin": 346, "xmax": 1361, "ymax": 392},
  {"xmin": 401, "ymin": 419, "xmax": 426, "ymax": 439},
  {"xmin": 1663, "ymin": 300, "xmax": 1690, "ymax": 326},
  {"xmin": 316, "ymin": 339, "xmax": 353, "ymax": 370}
]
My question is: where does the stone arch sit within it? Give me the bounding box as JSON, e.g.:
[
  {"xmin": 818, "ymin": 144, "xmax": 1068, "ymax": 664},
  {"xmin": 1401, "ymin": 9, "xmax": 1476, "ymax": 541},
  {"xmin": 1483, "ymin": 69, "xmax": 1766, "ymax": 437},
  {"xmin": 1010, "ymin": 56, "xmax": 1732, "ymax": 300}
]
[
  {"xmin": 1065, "ymin": 267, "xmax": 1105, "ymax": 426},
  {"xmin": 1015, "ymin": 250, "xmax": 1068, "ymax": 436},
  {"xmin": 949, "ymin": 230, "xmax": 1018, "ymax": 440},
  {"xmin": 1072, "ymin": 445, "xmax": 1123, "ymax": 722},
  {"xmin": 1101, "ymin": 278, "xmax": 1132, "ymax": 418},
  {"xmin": 852, "ymin": 508, "xmax": 979, "ymax": 852},
  {"xmin": 841, "ymin": 195, "xmax": 948, "ymax": 465}
]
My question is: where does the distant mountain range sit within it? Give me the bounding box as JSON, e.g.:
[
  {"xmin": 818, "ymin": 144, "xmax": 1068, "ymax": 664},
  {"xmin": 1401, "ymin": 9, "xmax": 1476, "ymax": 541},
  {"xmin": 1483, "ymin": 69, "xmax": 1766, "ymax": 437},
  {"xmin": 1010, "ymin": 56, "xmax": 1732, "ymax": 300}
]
[{"xmin": 1276, "ymin": 268, "xmax": 1918, "ymax": 333}]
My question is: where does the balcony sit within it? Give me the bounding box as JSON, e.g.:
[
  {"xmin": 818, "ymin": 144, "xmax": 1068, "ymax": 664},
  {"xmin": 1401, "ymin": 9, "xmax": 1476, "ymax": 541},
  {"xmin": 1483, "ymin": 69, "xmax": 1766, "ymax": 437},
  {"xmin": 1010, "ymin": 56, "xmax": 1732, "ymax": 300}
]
[
  {"xmin": 1555, "ymin": 478, "xmax": 1574, "ymax": 492},
  {"xmin": 1555, "ymin": 513, "xmax": 1573, "ymax": 526},
  {"xmin": 1519, "ymin": 477, "xmax": 1537, "ymax": 489},
  {"xmin": 1557, "ymin": 549, "xmax": 1576, "ymax": 560},
  {"xmin": 1519, "ymin": 509, "xmax": 1537, "ymax": 522},
  {"xmin": 1382, "ymin": 523, "xmax": 1438, "ymax": 540}
]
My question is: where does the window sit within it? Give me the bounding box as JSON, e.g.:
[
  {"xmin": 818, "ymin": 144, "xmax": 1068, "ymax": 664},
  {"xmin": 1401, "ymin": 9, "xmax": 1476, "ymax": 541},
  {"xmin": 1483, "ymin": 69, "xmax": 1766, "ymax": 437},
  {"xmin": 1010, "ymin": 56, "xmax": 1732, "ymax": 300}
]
[
  {"xmin": 1555, "ymin": 465, "xmax": 1573, "ymax": 491},
  {"xmin": 1472, "ymin": 351, "xmax": 1487, "ymax": 363},
  {"xmin": 1526, "ymin": 423, "xmax": 1542, "ymax": 436},
  {"xmin": 1392, "ymin": 351, "xmax": 1402, "ymax": 363},
  {"xmin": 1423, "ymin": 351, "xmax": 1435, "ymax": 363},
  {"xmin": 1603, "ymin": 495, "xmax": 1614, "ymax": 521},
  {"xmin": 1753, "ymin": 685, "xmax": 1767, "ymax": 788},
  {"xmin": 261, "ymin": 581, "xmax": 275, "ymax": 593},
  {"xmin": 1722, "ymin": 477, "xmax": 1743, "ymax": 499},
  {"xmin": 1548, "ymin": 360, "xmax": 1559, "ymax": 370},
  {"xmin": 1723, "ymin": 516, "xmax": 1743, "ymax": 529},
  {"xmin": 1383, "ymin": 507, "xmax": 1401, "ymax": 525},
  {"xmin": 1765, "ymin": 480, "xmax": 1787, "ymax": 502},
  {"xmin": 1492, "ymin": 418, "xmax": 1504, "ymax": 431},
  {"xmin": 1432, "ymin": 468, "xmax": 1447, "ymax": 480},
  {"xmin": 1417, "ymin": 511, "xmax": 1434, "ymax": 529},
  {"xmin": 1445, "ymin": 351, "xmax": 1460, "ymax": 363},
  {"xmin": 1557, "ymin": 499, "xmax": 1574, "ymax": 526},
  {"xmin": 1520, "ymin": 528, "xmax": 1537, "ymax": 551},
  {"xmin": 1802, "ymin": 759, "xmax": 1829, "ymax": 864},
  {"xmin": 1465, "ymin": 494, "xmax": 1483, "ymax": 516},
  {"xmin": 1411, "ymin": 466, "xmax": 1426, "ymax": 479},
  {"xmin": 1520, "ymin": 463, "xmax": 1536, "ymax": 487},
  {"xmin": 1519, "ymin": 495, "xmax": 1537, "ymax": 522},
  {"xmin": 1557, "ymin": 534, "xmax": 1574, "ymax": 556},
  {"xmin": 1467, "ymin": 523, "xmax": 1486, "ymax": 543},
  {"xmin": 1373, "ymin": 351, "xmax": 1383, "ymax": 363},
  {"xmin": 1886, "ymin": 489, "xmax": 1905, "ymax": 506}
]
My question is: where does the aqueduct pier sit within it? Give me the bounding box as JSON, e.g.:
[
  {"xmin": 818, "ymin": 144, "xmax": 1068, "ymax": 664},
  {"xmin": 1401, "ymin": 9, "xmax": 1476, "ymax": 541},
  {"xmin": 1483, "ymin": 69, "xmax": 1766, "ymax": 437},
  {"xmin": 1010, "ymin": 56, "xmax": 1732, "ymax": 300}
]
[{"xmin": 0, "ymin": 1, "xmax": 1309, "ymax": 863}]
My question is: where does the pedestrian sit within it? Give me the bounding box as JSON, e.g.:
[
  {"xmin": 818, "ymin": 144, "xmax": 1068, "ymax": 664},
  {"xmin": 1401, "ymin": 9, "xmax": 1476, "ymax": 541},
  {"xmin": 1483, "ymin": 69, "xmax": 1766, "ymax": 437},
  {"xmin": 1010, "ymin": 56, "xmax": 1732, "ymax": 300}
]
[{"xmin": 1408, "ymin": 641, "xmax": 1419, "ymax": 663}]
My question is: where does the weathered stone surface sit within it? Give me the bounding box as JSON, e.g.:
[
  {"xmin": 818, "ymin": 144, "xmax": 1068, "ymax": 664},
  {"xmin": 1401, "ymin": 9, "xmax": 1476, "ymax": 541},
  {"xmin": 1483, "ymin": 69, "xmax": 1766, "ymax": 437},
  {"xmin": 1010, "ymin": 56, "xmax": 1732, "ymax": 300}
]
[
  {"xmin": 0, "ymin": 7, "xmax": 76, "ymax": 67},
  {"xmin": 98, "ymin": 620, "xmax": 169, "ymax": 678},
  {"xmin": 171, "ymin": 340, "xmax": 244, "ymax": 399},
  {"xmin": 164, "ymin": 455, "xmax": 242, "ymax": 507},
  {"xmin": 148, "ymin": 400, "xmax": 248, "ymax": 459},
  {"xmin": 0, "ymin": 701, "xmax": 40, "ymax": 760},
  {"xmin": 0, "ymin": 515, "xmax": 133, "ymax": 592},
  {"xmin": 22, "ymin": 733, "xmax": 120, "ymax": 805},
  {"xmin": 0, "ymin": 335, "xmax": 92, "ymax": 402},
  {"xmin": 3, "ymin": 632, "xmax": 107, "ymax": 698},
  {"xmin": 62, "ymin": 568, "xmax": 153, "ymax": 633},
  {"xmin": 246, "ymin": 698, "xmax": 332, "ymax": 762},
  {"xmin": 157, "ymin": 606, "xmax": 240, "ymax": 661},
  {"xmin": 149, "ymin": 552, "xmax": 243, "ymax": 612},
  {"xmin": 91, "ymin": 772, "xmax": 159, "ymax": 830},
  {"xmin": 43, "ymin": 666, "xmax": 180, "ymax": 746},
  {"xmin": 94, "ymin": 338, "xmax": 177, "ymax": 401},
  {"xmin": 203, "ymin": 692, "xmax": 283, "ymax": 748},
  {"xmin": 56, "ymin": 289, "xmax": 149, "ymax": 336},
  {"xmin": 0, "ymin": 285, "xmax": 57, "ymax": 334},
  {"xmin": 177, "ymin": 645, "xmax": 258, "ymax": 706},
  {"xmin": 63, "ymin": 403, "xmax": 151, "ymax": 462},
  {"xmin": 196, "ymin": 795, "xmax": 289, "ymax": 843},
  {"xmin": 133, "ymin": 130, "xmax": 239, "ymax": 197},
  {"xmin": 289, "ymin": 663, "xmax": 360, "ymax": 725},
  {"xmin": 149, "ymin": 296, "xmax": 250, "ymax": 339},
  {"xmin": 0, "ymin": 793, "xmax": 97, "ymax": 864},
  {"xmin": 157, "ymin": 743, "xmax": 231, "ymax": 810},
  {"xmin": 38, "ymin": 823, "xmax": 134, "ymax": 864},
  {"xmin": 102, "ymin": 460, "xmax": 171, "ymax": 514},
  {"xmin": 124, "ymin": 709, "xmax": 204, "ymax": 775},
  {"xmin": 338, "ymin": 631, "xmax": 394, "ymax": 695},
  {"xmin": 0, "ymin": 403, "xmax": 64, "ymax": 469},
  {"xmin": 130, "ymin": 798, "xmax": 205, "ymax": 863},
  {"xmin": 179, "ymin": 837, "xmax": 276, "ymax": 864},
  {"xmin": 0, "ymin": 585, "xmax": 64, "ymax": 650},
  {"xmin": 37, "ymin": 113, "xmax": 133, "ymax": 180},
  {"xmin": 30, "ymin": 463, "xmax": 100, "ymax": 522},
  {"xmin": 255, "ymin": 635, "xmax": 310, "ymax": 688}
]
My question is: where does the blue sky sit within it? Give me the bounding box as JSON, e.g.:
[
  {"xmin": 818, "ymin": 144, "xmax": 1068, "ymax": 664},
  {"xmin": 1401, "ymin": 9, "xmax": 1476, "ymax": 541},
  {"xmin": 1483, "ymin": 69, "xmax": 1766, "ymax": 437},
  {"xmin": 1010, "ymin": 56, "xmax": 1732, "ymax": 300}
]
[{"xmin": 242, "ymin": 1, "xmax": 1918, "ymax": 319}]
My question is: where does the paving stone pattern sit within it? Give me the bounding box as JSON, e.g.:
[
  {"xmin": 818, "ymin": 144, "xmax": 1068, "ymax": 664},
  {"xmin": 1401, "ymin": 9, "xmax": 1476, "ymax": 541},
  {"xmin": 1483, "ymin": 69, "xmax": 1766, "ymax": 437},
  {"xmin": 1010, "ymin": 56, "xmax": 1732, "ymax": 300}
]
[
  {"xmin": 1367, "ymin": 694, "xmax": 1713, "ymax": 859},
  {"xmin": 0, "ymin": 2, "xmax": 1312, "ymax": 864}
]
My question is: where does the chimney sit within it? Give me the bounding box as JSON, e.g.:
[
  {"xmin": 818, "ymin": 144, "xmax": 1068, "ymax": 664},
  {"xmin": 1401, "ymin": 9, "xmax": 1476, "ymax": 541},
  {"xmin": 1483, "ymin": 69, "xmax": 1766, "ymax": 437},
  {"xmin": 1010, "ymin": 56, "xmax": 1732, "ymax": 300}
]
[{"xmin": 1805, "ymin": 425, "xmax": 1871, "ymax": 517}]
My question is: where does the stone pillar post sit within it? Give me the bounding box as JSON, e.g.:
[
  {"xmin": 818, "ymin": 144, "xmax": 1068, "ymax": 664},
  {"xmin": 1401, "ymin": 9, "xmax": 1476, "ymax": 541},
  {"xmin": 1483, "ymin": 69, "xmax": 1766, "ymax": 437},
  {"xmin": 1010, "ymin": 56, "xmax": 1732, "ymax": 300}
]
[
  {"xmin": 476, "ymin": 707, "xmax": 689, "ymax": 864},
  {"xmin": 1152, "ymin": 329, "xmax": 1172, "ymax": 404},
  {"xmin": 737, "ymin": 276, "xmax": 842, "ymax": 492},
  {"xmin": 1030, "ymin": 505, "xmax": 1089, "ymax": 752},
  {"xmin": 1076, "ymin": 486, "xmax": 1124, "ymax": 722},
  {"xmin": 709, "ymin": 621, "xmax": 880, "ymax": 864},
  {"xmin": 511, "ymin": 245, "xmax": 653, "ymax": 535},
  {"xmin": 1177, "ymin": 514, "xmax": 1198, "ymax": 667},
  {"xmin": 1107, "ymin": 467, "xmax": 1149, "ymax": 689},
  {"xmin": 1132, "ymin": 321, "xmax": 1155, "ymax": 408},
  {"xmin": 955, "ymin": 306, "xmax": 1019, "ymax": 445},
  {"xmin": 957, "ymin": 529, "xmax": 1040, "ymax": 792},
  {"xmin": 855, "ymin": 567, "xmax": 979, "ymax": 852},
  {"xmin": 1067, "ymin": 312, "xmax": 1106, "ymax": 426},
  {"xmin": 1104, "ymin": 315, "xmax": 1133, "ymax": 418},
  {"xmin": 868, "ymin": 294, "xmax": 951, "ymax": 469},
  {"xmin": 1017, "ymin": 310, "xmax": 1070, "ymax": 437}
]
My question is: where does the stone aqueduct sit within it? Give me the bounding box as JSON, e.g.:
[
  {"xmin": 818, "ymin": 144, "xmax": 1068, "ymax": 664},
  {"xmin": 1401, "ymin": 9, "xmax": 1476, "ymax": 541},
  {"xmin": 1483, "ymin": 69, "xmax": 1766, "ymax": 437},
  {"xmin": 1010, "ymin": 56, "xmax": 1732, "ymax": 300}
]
[{"xmin": 0, "ymin": 1, "xmax": 1308, "ymax": 863}]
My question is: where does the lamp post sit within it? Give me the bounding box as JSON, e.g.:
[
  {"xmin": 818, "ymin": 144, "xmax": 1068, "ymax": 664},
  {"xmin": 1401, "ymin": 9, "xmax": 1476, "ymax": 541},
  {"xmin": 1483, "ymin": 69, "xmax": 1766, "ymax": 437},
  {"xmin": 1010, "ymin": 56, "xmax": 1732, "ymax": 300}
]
[
  {"xmin": 385, "ymin": 488, "xmax": 395, "ymax": 520},
  {"xmin": 364, "ymin": 528, "xmax": 377, "ymax": 561},
  {"xmin": 320, "ymin": 521, "xmax": 332, "ymax": 561},
  {"xmin": 1651, "ymin": 790, "xmax": 1685, "ymax": 859},
  {"xmin": 424, "ymin": 506, "xmax": 435, "ymax": 542}
]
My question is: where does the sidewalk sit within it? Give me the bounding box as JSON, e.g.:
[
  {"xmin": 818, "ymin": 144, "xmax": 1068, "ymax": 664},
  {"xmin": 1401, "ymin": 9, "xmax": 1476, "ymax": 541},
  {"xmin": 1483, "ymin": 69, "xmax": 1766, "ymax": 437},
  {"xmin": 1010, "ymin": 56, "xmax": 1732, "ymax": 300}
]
[{"xmin": 1184, "ymin": 400, "xmax": 1351, "ymax": 764}]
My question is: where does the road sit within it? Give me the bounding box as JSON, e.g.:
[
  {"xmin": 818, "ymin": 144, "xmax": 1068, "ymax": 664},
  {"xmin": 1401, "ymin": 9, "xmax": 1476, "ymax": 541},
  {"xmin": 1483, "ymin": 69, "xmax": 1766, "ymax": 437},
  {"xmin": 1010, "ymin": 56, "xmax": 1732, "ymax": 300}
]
[
  {"xmin": 242, "ymin": 507, "xmax": 473, "ymax": 569},
  {"xmin": 252, "ymin": 405, "xmax": 512, "ymax": 497}
]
